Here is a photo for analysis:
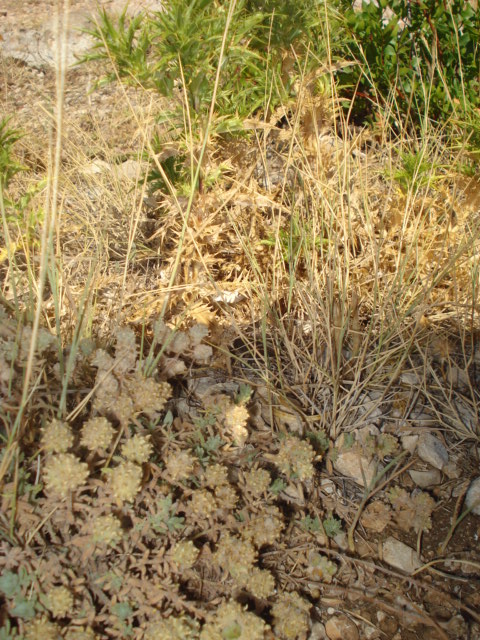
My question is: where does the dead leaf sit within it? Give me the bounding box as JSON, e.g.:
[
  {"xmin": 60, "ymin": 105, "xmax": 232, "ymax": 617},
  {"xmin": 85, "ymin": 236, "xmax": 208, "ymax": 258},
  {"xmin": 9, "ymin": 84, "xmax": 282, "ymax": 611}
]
[{"xmin": 360, "ymin": 501, "xmax": 392, "ymax": 533}]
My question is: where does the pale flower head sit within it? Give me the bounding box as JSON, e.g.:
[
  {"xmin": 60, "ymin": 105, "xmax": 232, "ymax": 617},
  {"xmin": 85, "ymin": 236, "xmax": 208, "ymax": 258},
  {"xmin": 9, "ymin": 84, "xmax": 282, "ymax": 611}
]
[
  {"xmin": 64, "ymin": 627, "xmax": 96, "ymax": 640},
  {"xmin": 164, "ymin": 450, "xmax": 195, "ymax": 482},
  {"xmin": 145, "ymin": 616, "xmax": 199, "ymax": 640},
  {"xmin": 171, "ymin": 540, "xmax": 200, "ymax": 569},
  {"xmin": 125, "ymin": 374, "xmax": 172, "ymax": 416},
  {"xmin": 242, "ymin": 468, "xmax": 271, "ymax": 496},
  {"xmin": 192, "ymin": 343, "xmax": 212, "ymax": 364},
  {"xmin": 224, "ymin": 404, "xmax": 250, "ymax": 446},
  {"xmin": 43, "ymin": 454, "xmax": 89, "ymax": 499},
  {"xmin": 200, "ymin": 601, "xmax": 267, "ymax": 640},
  {"xmin": 91, "ymin": 514, "xmax": 123, "ymax": 547},
  {"xmin": 203, "ymin": 463, "xmax": 229, "ymax": 488},
  {"xmin": 45, "ymin": 586, "xmax": 74, "ymax": 618},
  {"xmin": 113, "ymin": 326, "xmax": 137, "ymax": 374},
  {"xmin": 245, "ymin": 567, "xmax": 275, "ymax": 599},
  {"xmin": 188, "ymin": 323, "xmax": 209, "ymax": 346},
  {"xmin": 41, "ymin": 419, "xmax": 73, "ymax": 454},
  {"xmin": 80, "ymin": 417, "xmax": 115, "ymax": 452},
  {"xmin": 108, "ymin": 460, "xmax": 142, "ymax": 504},
  {"xmin": 24, "ymin": 617, "xmax": 61, "ymax": 640},
  {"xmin": 275, "ymin": 436, "xmax": 315, "ymax": 480},
  {"xmin": 271, "ymin": 592, "xmax": 311, "ymax": 640},
  {"xmin": 121, "ymin": 434, "xmax": 153, "ymax": 464}
]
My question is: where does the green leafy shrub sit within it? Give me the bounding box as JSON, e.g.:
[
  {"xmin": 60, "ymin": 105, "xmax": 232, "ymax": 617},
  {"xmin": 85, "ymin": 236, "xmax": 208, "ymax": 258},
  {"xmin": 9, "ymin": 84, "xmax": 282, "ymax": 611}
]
[
  {"xmin": 0, "ymin": 118, "xmax": 24, "ymax": 190},
  {"xmin": 84, "ymin": 0, "xmax": 328, "ymax": 119},
  {"xmin": 82, "ymin": 0, "xmax": 331, "ymax": 190},
  {"xmin": 0, "ymin": 569, "xmax": 40, "ymax": 622},
  {"xmin": 334, "ymin": 0, "xmax": 480, "ymax": 130},
  {"xmin": 0, "ymin": 117, "xmax": 45, "ymax": 256}
]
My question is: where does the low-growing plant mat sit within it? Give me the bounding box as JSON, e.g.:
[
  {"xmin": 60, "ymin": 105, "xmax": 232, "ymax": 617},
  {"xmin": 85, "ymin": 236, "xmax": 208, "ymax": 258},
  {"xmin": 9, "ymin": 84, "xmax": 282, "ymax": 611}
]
[{"xmin": 1, "ymin": 4, "xmax": 480, "ymax": 640}]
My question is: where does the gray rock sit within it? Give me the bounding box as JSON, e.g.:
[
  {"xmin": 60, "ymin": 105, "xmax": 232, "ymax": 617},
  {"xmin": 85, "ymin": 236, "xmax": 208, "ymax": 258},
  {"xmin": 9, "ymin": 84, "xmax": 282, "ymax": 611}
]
[
  {"xmin": 399, "ymin": 370, "xmax": 423, "ymax": 386},
  {"xmin": 0, "ymin": 10, "xmax": 92, "ymax": 69},
  {"xmin": 333, "ymin": 441, "xmax": 378, "ymax": 488},
  {"xmin": 115, "ymin": 160, "xmax": 144, "ymax": 181},
  {"xmin": 382, "ymin": 537, "xmax": 422, "ymax": 574},
  {"xmin": 409, "ymin": 468, "xmax": 441, "ymax": 488},
  {"xmin": 417, "ymin": 433, "xmax": 449, "ymax": 470},
  {"xmin": 308, "ymin": 622, "xmax": 328, "ymax": 640},
  {"xmin": 465, "ymin": 477, "xmax": 480, "ymax": 516},
  {"xmin": 443, "ymin": 461, "xmax": 461, "ymax": 479},
  {"xmin": 401, "ymin": 434, "xmax": 418, "ymax": 454},
  {"xmin": 356, "ymin": 424, "xmax": 380, "ymax": 445},
  {"xmin": 325, "ymin": 615, "xmax": 359, "ymax": 640},
  {"xmin": 356, "ymin": 391, "xmax": 384, "ymax": 421},
  {"xmin": 0, "ymin": 1, "xmax": 163, "ymax": 69}
]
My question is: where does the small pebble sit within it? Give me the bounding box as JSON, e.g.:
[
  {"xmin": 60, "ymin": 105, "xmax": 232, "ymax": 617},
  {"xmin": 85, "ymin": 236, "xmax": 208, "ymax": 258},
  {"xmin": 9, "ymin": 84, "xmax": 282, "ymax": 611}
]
[
  {"xmin": 382, "ymin": 537, "xmax": 422, "ymax": 574},
  {"xmin": 325, "ymin": 614, "xmax": 359, "ymax": 640},
  {"xmin": 465, "ymin": 477, "xmax": 480, "ymax": 516},
  {"xmin": 401, "ymin": 434, "xmax": 418, "ymax": 454},
  {"xmin": 409, "ymin": 468, "xmax": 441, "ymax": 488},
  {"xmin": 417, "ymin": 433, "xmax": 449, "ymax": 470}
]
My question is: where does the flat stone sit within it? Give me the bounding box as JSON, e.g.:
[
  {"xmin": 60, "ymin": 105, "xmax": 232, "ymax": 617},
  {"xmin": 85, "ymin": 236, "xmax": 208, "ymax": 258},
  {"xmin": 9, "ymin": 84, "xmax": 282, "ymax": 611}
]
[
  {"xmin": 417, "ymin": 433, "xmax": 449, "ymax": 470},
  {"xmin": 409, "ymin": 468, "xmax": 441, "ymax": 488},
  {"xmin": 308, "ymin": 622, "xmax": 328, "ymax": 640},
  {"xmin": 356, "ymin": 424, "xmax": 380, "ymax": 445},
  {"xmin": 333, "ymin": 445, "xmax": 378, "ymax": 488},
  {"xmin": 443, "ymin": 461, "xmax": 461, "ymax": 479},
  {"xmin": 401, "ymin": 434, "xmax": 418, "ymax": 454},
  {"xmin": 115, "ymin": 160, "xmax": 145, "ymax": 181},
  {"xmin": 466, "ymin": 477, "xmax": 480, "ymax": 516},
  {"xmin": 382, "ymin": 537, "xmax": 422, "ymax": 574},
  {"xmin": 325, "ymin": 615, "xmax": 359, "ymax": 640},
  {"xmin": 399, "ymin": 370, "xmax": 423, "ymax": 385}
]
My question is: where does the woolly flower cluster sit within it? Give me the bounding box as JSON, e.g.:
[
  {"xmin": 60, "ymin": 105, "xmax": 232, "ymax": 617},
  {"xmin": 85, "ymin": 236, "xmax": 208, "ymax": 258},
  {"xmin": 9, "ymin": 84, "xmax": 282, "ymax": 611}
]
[
  {"xmin": 24, "ymin": 617, "xmax": 61, "ymax": 640},
  {"xmin": 108, "ymin": 460, "xmax": 143, "ymax": 505},
  {"xmin": 271, "ymin": 592, "xmax": 311, "ymax": 639},
  {"xmin": 104, "ymin": 433, "xmax": 152, "ymax": 505},
  {"xmin": 244, "ymin": 506, "xmax": 284, "ymax": 547},
  {"xmin": 43, "ymin": 453, "xmax": 89, "ymax": 499},
  {"xmin": 242, "ymin": 468, "xmax": 271, "ymax": 496},
  {"xmin": 121, "ymin": 434, "xmax": 152, "ymax": 464},
  {"xmin": 154, "ymin": 320, "xmax": 213, "ymax": 368},
  {"xmin": 186, "ymin": 489, "xmax": 217, "ymax": 522},
  {"xmin": 200, "ymin": 601, "xmax": 267, "ymax": 640},
  {"xmin": 80, "ymin": 417, "xmax": 115, "ymax": 452},
  {"xmin": 91, "ymin": 514, "xmax": 123, "ymax": 547},
  {"xmin": 306, "ymin": 551, "xmax": 337, "ymax": 584},
  {"xmin": 214, "ymin": 534, "xmax": 275, "ymax": 598},
  {"xmin": 215, "ymin": 534, "xmax": 256, "ymax": 582},
  {"xmin": 202, "ymin": 463, "xmax": 229, "ymax": 488},
  {"xmin": 45, "ymin": 586, "xmax": 74, "ymax": 618},
  {"xmin": 224, "ymin": 403, "xmax": 250, "ymax": 446},
  {"xmin": 274, "ymin": 436, "xmax": 316, "ymax": 480},
  {"xmin": 204, "ymin": 394, "xmax": 250, "ymax": 446},
  {"xmin": 200, "ymin": 465, "xmax": 238, "ymax": 510},
  {"xmin": 171, "ymin": 540, "xmax": 200, "ymax": 569},
  {"xmin": 125, "ymin": 373, "xmax": 172, "ymax": 418},
  {"xmin": 64, "ymin": 627, "xmax": 96, "ymax": 640},
  {"xmin": 144, "ymin": 615, "xmax": 199, "ymax": 640},
  {"xmin": 164, "ymin": 450, "xmax": 195, "ymax": 482},
  {"xmin": 91, "ymin": 327, "xmax": 172, "ymax": 424},
  {"xmin": 41, "ymin": 419, "xmax": 73, "ymax": 453}
]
